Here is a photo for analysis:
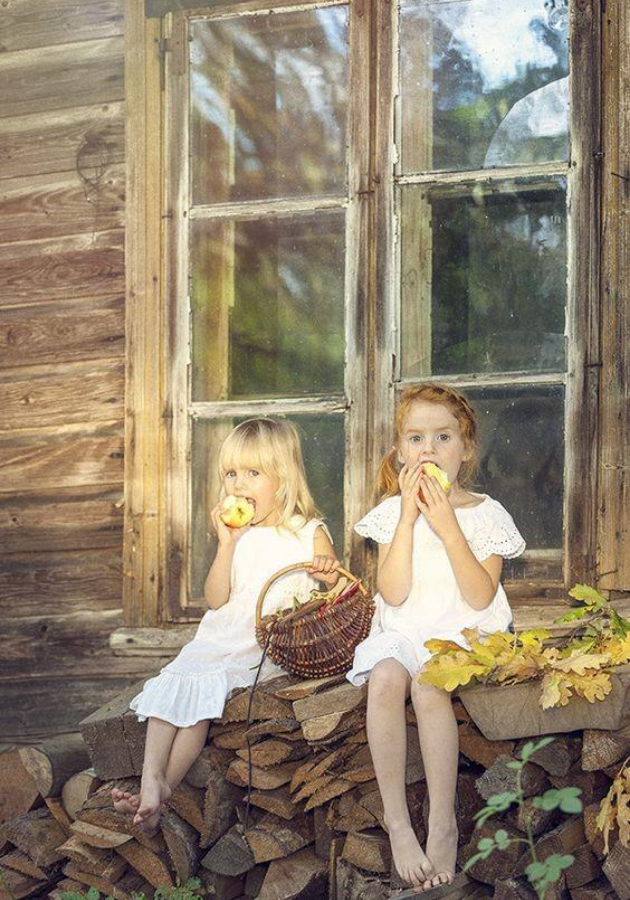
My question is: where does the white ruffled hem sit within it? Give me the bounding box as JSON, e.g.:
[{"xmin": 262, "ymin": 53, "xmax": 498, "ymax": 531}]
[
  {"xmin": 129, "ymin": 668, "xmax": 256, "ymax": 727},
  {"xmin": 346, "ymin": 631, "xmax": 431, "ymax": 686}
]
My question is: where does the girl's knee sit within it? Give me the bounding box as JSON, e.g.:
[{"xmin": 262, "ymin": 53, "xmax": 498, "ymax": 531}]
[
  {"xmin": 368, "ymin": 659, "xmax": 410, "ymax": 703},
  {"xmin": 410, "ymin": 679, "xmax": 452, "ymax": 711}
]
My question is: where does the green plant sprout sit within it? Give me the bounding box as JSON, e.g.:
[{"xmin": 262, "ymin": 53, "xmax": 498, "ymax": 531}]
[
  {"xmin": 60, "ymin": 877, "xmax": 204, "ymax": 900},
  {"xmin": 463, "ymin": 737, "xmax": 583, "ymax": 899}
]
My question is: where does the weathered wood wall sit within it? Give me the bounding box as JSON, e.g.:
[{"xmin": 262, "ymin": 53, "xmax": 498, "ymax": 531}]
[{"xmin": 0, "ymin": 0, "xmax": 161, "ymax": 741}]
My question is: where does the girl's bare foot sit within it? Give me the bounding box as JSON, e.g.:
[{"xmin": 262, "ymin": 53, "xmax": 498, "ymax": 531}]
[
  {"xmin": 111, "ymin": 788, "xmax": 140, "ymax": 815},
  {"xmin": 385, "ymin": 818, "xmax": 434, "ymax": 888},
  {"xmin": 132, "ymin": 773, "xmax": 171, "ymax": 832},
  {"xmin": 420, "ymin": 819, "xmax": 458, "ymax": 892}
]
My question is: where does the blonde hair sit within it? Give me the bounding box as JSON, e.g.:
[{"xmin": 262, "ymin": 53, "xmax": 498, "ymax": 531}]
[
  {"xmin": 218, "ymin": 418, "xmax": 318, "ymax": 529},
  {"xmin": 377, "ymin": 383, "xmax": 479, "ymax": 498}
]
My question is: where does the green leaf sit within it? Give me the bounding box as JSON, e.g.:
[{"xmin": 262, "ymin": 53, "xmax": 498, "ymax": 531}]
[
  {"xmin": 568, "ymin": 584, "xmax": 607, "ymax": 609},
  {"xmin": 486, "ymin": 791, "xmax": 519, "ymax": 811},
  {"xmin": 525, "ymin": 854, "xmax": 575, "ymax": 893},
  {"xmin": 86, "ymin": 889, "xmax": 100, "ymax": 900},
  {"xmin": 494, "ymin": 829, "xmax": 511, "ymax": 850},
  {"xmin": 554, "ymin": 608, "xmax": 590, "ymax": 623},
  {"xmin": 477, "ymin": 838, "xmax": 495, "ymax": 851},
  {"xmin": 532, "ymin": 787, "xmax": 582, "ymax": 814},
  {"xmin": 505, "ymin": 760, "xmax": 523, "ymax": 769}
]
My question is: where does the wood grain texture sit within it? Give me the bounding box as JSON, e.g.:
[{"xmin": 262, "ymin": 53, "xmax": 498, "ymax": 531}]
[
  {"xmin": 0, "ymin": 0, "xmax": 123, "ymax": 52},
  {"xmin": 0, "ymin": 37, "xmax": 124, "ymax": 119},
  {"xmin": 0, "ymin": 103, "xmax": 124, "ymax": 182},
  {"xmin": 0, "ymin": 232, "xmax": 124, "ymax": 305}
]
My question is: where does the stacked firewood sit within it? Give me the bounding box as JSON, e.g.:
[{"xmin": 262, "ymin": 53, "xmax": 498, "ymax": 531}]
[{"xmin": 2, "ymin": 673, "xmax": 630, "ymax": 900}]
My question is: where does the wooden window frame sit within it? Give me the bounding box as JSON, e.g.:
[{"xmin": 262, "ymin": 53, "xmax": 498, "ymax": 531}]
[{"xmin": 124, "ymin": 0, "xmax": 606, "ymax": 628}]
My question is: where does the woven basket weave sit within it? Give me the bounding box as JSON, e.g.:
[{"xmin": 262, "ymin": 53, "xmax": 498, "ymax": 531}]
[{"xmin": 255, "ymin": 562, "xmax": 373, "ymax": 678}]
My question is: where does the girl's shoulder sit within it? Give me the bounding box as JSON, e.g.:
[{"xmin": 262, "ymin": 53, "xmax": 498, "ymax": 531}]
[
  {"xmin": 354, "ymin": 496, "xmax": 401, "ymax": 544},
  {"xmin": 460, "ymin": 494, "xmax": 526, "ymax": 561}
]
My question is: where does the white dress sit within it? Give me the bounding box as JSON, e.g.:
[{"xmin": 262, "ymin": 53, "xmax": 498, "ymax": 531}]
[
  {"xmin": 130, "ymin": 517, "xmax": 329, "ymax": 727},
  {"xmin": 346, "ymin": 494, "xmax": 526, "ymax": 686}
]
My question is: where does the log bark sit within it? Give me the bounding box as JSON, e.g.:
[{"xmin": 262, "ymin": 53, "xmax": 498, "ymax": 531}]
[
  {"xmin": 341, "ymin": 829, "xmax": 391, "ymax": 874},
  {"xmin": 475, "ymin": 755, "xmax": 549, "ymax": 801},
  {"xmin": 70, "ymin": 819, "xmax": 133, "ymax": 849},
  {"xmin": 520, "ymin": 734, "xmax": 582, "ymax": 776},
  {"xmin": 335, "ymin": 858, "xmax": 389, "ymax": 900},
  {"xmin": 460, "ymin": 820, "xmax": 527, "ymax": 886},
  {"xmin": 0, "ymin": 867, "xmax": 47, "ymax": 900},
  {"xmin": 457, "ymin": 723, "xmax": 515, "ymax": 770},
  {"xmin": 63, "ymin": 862, "xmax": 153, "ymax": 900},
  {"xmin": 275, "ymin": 675, "xmax": 344, "ymax": 701},
  {"xmin": 602, "ymin": 839, "xmax": 630, "ymax": 900},
  {"xmin": 582, "ymin": 724, "xmax": 630, "ymax": 771},
  {"xmin": 2, "ymin": 808, "xmax": 66, "ymax": 868},
  {"xmin": 244, "ymin": 812, "xmax": 314, "ymax": 864},
  {"xmin": 58, "ymin": 836, "xmax": 127, "ymax": 880},
  {"xmin": 167, "ymin": 781, "xmax": 204, "ymax": 832},
  {"xmin": 19, "ymin": 735, "xmax": 91, "ymax": 798},
  {"xmin": 44, "ymin": 796, "xmax": 74, "ymax": 835},
  {"xmin": 116, "ymin": 838, "xmax": 174, "ymax": 888},
  {"xmin": 228, "ymin": 759, "xmax": 302, "ymax": 791},
  {"xmin": 257, "ymin": 847, "xmax": 327, "ymax": 900},
  {"xmin": 221, "ymin": 686, "xmax": 293, "ymax": 724},
  {"xmin": 160, "ymin": 807, "xmax": 200, "ymax": 884},
  {"xmin": 0, "ymin": 849, "xmax": 49, "ymax": 880},
  {"xmin": 563, "ymin": 842, "xmax": 602, "ymax": 890},
  {"xmin": 248, "ymin": 787, "xmax": 303, "ymax": 821},
  {"xmin": 236, "ymin": 739, "xmax": 309, "ymax": 769},
  {"xmin": 201, "ymin": 824, "xmax": 256, "ymax": 877},
  {"xmin": 569, "ymin": 877, "xmax": 620, "ymax": 899},
  {"xmin": 201, "ymin": 748, "xmax": 243, "ymax": 848},
  {"xmin": 293, "ymin": 685, "xmax": 366, "ymax": 723}
]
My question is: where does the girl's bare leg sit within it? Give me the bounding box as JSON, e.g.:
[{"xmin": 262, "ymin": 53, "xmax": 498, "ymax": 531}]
[
  {"xmin": 411, "ymin": 681, "xmax": 459, "ymax": 891},
  {"xmin": 367, "ymin": 659, "xmax": 434, "ymax": 887},
  {"xmin": 133, "ymin": 717, "xmax": 178, "ymax": 829}
]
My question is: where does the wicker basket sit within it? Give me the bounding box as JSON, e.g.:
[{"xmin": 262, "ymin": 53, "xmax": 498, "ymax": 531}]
[{"xmin": 255, "ymin": 562, "xmax": 374, "ymax": 678}]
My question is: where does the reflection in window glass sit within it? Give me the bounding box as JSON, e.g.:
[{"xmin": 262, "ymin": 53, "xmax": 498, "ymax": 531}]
[
  {"xmin": 190, "ymin": 415, "xmax": 345, "ymax": 598},
  {"xmin": 190, "ymin": 7, "xmax": 348, "ymax": 203},
  {"xmin": 191, "ymin": 211, "xmax": 346, "ymax": 401},
  {"xmin": 467, "ymin": 385, "xmax": 564, "ymax": 553},
  {"xmin": 400, "ymin": 0, "xmax": 569, "ymax": 172},
  {"xmin": 400, "ymin": 179, "xmax": 567, "ymax": 377}
]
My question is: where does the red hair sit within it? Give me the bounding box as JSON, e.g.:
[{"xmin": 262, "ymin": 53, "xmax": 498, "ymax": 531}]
[{"xmin": 376, "ymin": 384, "xmax": 479, "ymax": 498}]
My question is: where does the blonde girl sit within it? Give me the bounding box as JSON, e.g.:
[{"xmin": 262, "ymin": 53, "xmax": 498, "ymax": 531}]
[
  {"xmin": 347, "ymin": 384, "xmax": 525, "ymax": 891},
  {"xmin": 113, "ymin": 418, "xmax": 339, "ymax": 829}
]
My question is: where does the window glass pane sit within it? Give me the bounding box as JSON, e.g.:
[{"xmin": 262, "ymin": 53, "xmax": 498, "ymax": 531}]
[
  {"xmin": 190, "ymin": 415, "xmax": 345, "ymax": 599},
  {"xmin": 400, "ymin": 0, "xmax": 569, "ymax": 172},
  {"xmin": 190, "ymin": 7, "xmax": 349, "ymax": 204},
  {"xmin": 467, "ymin": 385, "xmax": 564, "ymax": 553},
  {"xmin": 400, "ymin": 179, "xmax": 567, "ymax": 377},
  {"xmin": 191, "ymin": 211, "xmax": 346, "ymax": 400}
]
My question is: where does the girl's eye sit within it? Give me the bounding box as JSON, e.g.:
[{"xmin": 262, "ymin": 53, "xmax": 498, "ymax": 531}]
[
  {"xmin": 437, "ymin": 434, "xmax": 450, "ymax": 442},
  {"xmin": 249, "ymin": 469, "xmax": 259, "ymax": 477},
  {"xmin": 410, "ymin": 435, "xmax": 422, "ymax": 443},
  {"xmin": 225, "ymin": 470, "xmax": 236, "ymax": 478}
]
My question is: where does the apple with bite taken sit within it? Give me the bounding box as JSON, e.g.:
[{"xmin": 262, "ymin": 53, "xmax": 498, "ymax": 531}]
[
  {"xmin": 418, "ymin": 462, "xmax": 452, "ymax": 504},
  {"xmin": 219, "ymin": 495, "xmax": 255, "ymax": 528}
]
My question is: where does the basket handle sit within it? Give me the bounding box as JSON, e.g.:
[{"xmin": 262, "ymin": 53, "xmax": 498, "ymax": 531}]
[{"xmin": 255, "ymin": 562, "xmax": 363, "ymax": 628}]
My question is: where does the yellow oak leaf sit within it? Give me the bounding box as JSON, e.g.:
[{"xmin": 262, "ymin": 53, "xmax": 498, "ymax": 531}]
[
  {"xmin": 549, "ymin": 649, "xmax": 610, "ymax": 676},
  {"xmin": 598, "ymin": 634, "xmax": 630, "ymax": 665},
  {"xmin": 518, "ymin": 629, "xmax": 551, "ymax": 648},
  {"xmin": 540, "ymin": 673, "xmax": 573, "ymax": 709},
  {"xmin": 494, "ymin": 652, "xmax": 546, "ymax": 684},
  {"xmin": 618, "ymin": 792, "xmax": 630, "ymax": 847},
  {"xmin": 423, "ymin": 638, "xmax": 467, "ymax": 655},
  {"xmin": 563, "ymin": 670, "xmax": 612, "ymax": 703},
  {"xmin": 597, "ymin": 782, "xmax": 619, "ymax": 855},
  {"xmin": 418, "ymin": 652, "xmax": 488, "ymax": 692}
]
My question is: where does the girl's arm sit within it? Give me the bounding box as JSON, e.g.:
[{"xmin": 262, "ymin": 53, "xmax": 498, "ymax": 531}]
[
  {"xmin": 203, "ymin": 504, "xmax": 248, "ymax": 609},
  {"xmin": 377, "ymin": 462, "xmax": 424, "ymax": 606},
  {"xmin": 418, "ymin": 473, "xmax": 502, "ymax": 610},
  {"xmin": 306, "ymin": 526, "xmax": 341, "ymax": 586}
]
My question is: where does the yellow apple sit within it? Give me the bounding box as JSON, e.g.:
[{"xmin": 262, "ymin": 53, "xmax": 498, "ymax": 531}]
[
  {"xmin": 418, "ymin": 462, "xmax": 452, "ymax": 503},
  {"xmin": 219, "ymin": 495, "xmax": 255, "ymax": 528}
]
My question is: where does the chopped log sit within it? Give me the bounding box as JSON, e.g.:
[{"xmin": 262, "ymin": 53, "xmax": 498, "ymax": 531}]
[
  {"xmin": 63, "ymin": 862, "xmax": 154, "ymax": 900},
  {"xmin": 569, "ymin": 878, "xmax": 620, "ymax": 900},
  {"xmin": 70, "ymin": 819, "xmax": 133, "ymax": 849},
  {"xmin": 358, "ymin": 788, "xmax": 385, "ymax": 830},
  {"xmin": 313, "ymin": 806, "xmax": 334, "ymax": 860},
  {"xmin": 201, "ymin": 824, "xmax": 256, "ymax": 877},
  {"xmin": 201, "ymin": 748, "xmax": 243, "ymax": 848},
  {"xmin": 304, "ymin": 778, "xmax": 355, "ymax": 811},
  {"xmin": 214, "ymin": 727, "xmax": 251, "ymax": 750},
  {"xmin": 244, "ymin": 864, "xmax": 268, "ymax": 898},
  {"xmin": 582, "ymin": 803, "xmax": 606, "ymax": 860},
  {"xmin": 506, "ymin": 795, "xmax": 561, "ymax": 837},
  {"xmin": 475, "ymin": 755, "xmax": 549, "ymax": 801},
  {"xmin": 582, "ymin": 724, "xmax": 630, "ymax": 771},
  {"xmin": 160, "ymin": 807, "xmax": 200, "ymax": 883},
  {"xmin": 248, "ymin": 788, "xmax": 303, "ymax": 821},
  {"xmin": 327, "ymin": 794, "xmax": 377, "ymax": 834},
  {"xmin": 185, "ymin": 746, "xmax": 216, "ymax": 789},
  {"xmin": 78, "ymin": 805, "xmax": 164, "ymax": 853},
  {"xmin": 0, "ymin": 849, "xmax": 49, "ymax": 880},
  {"xmin": 222, "ymin": 687, "xmax": 293, "ymax": 723},
  {"xmin": 275, "ymin": 675, "xmax": 345, "ymax": 701},
  {"xmin": 454, "ymin": 771, "xmax": 485, "ymax": 846},
  {"xmin": 19, "ymin": 734, "xmax": 91, "ymax": 797},
  {"xmin": 341, "ymin": 829, "xmax": 391, "ymax": 874},
  {"xmin": 493, "ymin": 878, "xmax": 537, "ymax": 900},
  {"xmin": 258, "ymin": 847, "xmax": 327, "ymax": 900},
  {"xmin": 121, "ymin": 710, "xmax": 147, "ymax": 775},
  {"xmin": 49, "ymin": 877, "xmax": 86, "ymax": 900},
  {"xmin": 61, "ymin": 769, "xmax": 101, "ymax": 819},
  {"xmin": 0, "ymin": 867, "xmax": 46, "ymax": 900},
  {"xmin": 228, "ymin": 759, "xmax": 302, "ymax": 791},
  {"xmin": 457, "ymin": 723, "xmax": 515, "ymax": 770},
  {"xmin": 80, "ymin": 682, "xmax": 145, "ymax": 779},
  {"xmin": 244, "ymin": 812, "xmax": 314, "ymax": 864},
  {"xmin": 0, "ymin": 750, "xmax": 41, "ymax": 825},
  {"xmin": 2, "ymin": 808, "xmax": 65, "ymax": 867},
  {"xmin": 460, "ymin": 820, "xmax": 527, "ymax": 886},
  {"xmin": 293, "ymin": 775, "xmax": 336, "ymax": 804},
  {"xmin": 59, "ymin": 835, "xmax": 127, "ymax": 879},
  {"xmin": 563, "ymin": 842, "xmax": 602, "ymax": 889},
  {"xmin": 293, "ymin": 685, "xmax": 366, "ymax": 723},
  {"xmin": 245, "ymin": 719, "xmax": 303, "ymax": 742},
  {"xmin": 335, "ymin": 858, "xmax": 389, "ymax": 900},
  {"xmin": 198, "ymin": 869, "xmax": 245, "ymax": 900},
  {"xmin": 302, "ymin": 711, "xmax": 362, "ymax": 744},
  {"xmin": 167, "ymin": 781, "xmax": 204, "ymax": 832},
  {"xmin": 291, "ymin": 756, "xmax": 324, "ymax": 793},
  {"xmin": 549, "ymin": 769, "xmax": 611, "ymax": 806},
  {"xmin": 519, "ymin": 734, "xmax": 582, "ymax": 776},
  {"xmin": 602, "ymin": 839, "xmax": 630, "ymax": 900},
  {"xmin": 346, "ymin": 729, "xmax": 367, "ymax": 745},
  {"xmin": 236, "ymin": 739, "xmax": 309, "ymax": 769},
  {"xmin": 116, "ymin": 838, "xmax": 174, "ymax": 888},
  {"xmin": 515, "ymin": 816, "xmax": 585, "ymax": 878},
  {"xmin": 44, "ymin": 796, "xmax": 74, "ymax": 835}
]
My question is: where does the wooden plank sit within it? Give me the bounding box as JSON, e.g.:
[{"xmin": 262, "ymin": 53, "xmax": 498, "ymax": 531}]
[
  {"xmin": 0, "ymin": 232, "xmax": 124, "ymax": 305},
  {"xmin": 0, "ymin": 548, "xmax": 122, "ymax": 617},
  {"xmin": 0, "ymin": 0, "xmax": 123, "ymax": 52},
  {"xmin": 0, "ymin": 360, "xmax": 124, "ymax": 429},
  {"xmin": 598, "ymin": 0, "xmax": 630, "ymax": 591},
  {"xmin": 0, "ymin": 37, "xmax": 125, "ymax": 119},
  {"xmin": 0, "ymin": 166, "xmax": 124, "ymax": 244},
  {"xmin": 0, "ymin": 611, "xmax": 171, "ymax": 681},
  {"xmin": 123, "ymin": 5, "xmax": 164, "ymax": 626},
  {"xmin": 0, "ymin": 294, "xmax": 124, "ymax": 367},
  {"xmin": 0, "ymin": 422, "xmax": 123, "ymax": 493},
  {"xmin": 0, "ymin": 485, "xmax": 123, "ymax": 554},
  {"xmin": 0, "ymin": 676, "xmax": 145, "ymax": 740},
  {"xmin": 0, "ymin": 103, "xmax": 124, "ymax": 182}
]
